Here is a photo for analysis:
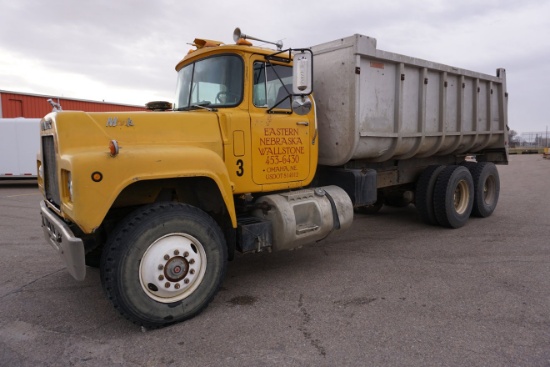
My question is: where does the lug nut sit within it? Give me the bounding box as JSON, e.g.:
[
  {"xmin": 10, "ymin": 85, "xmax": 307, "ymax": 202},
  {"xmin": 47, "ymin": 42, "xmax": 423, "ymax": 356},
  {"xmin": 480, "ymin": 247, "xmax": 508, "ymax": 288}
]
[
  {"xmin": 184, "ymin": 251, "xmax": 189, "ymax": 258},
  {"xmin": 189, "ymin": 259, "xmax": 195, "ymax": 264},
  {"xmin": 174, "ymin": 250, "xmax": 180, "ymax": 255},
  {"xmin": 175, "ymin": 283, "xmax": 180, "ymax": 289},
  {"xmin": 165, "ymin": 282, "xmax": 170, "ymax": 288},
  {"xmin": 164, "ymin": 254, "xmax": 170, "ymax": 260},
  {"xmin": 158, "ymin": 275, "xmax": 164, "ymax": 281},
  {"xmin": 184, "ymin": 279, "xmax": 190, "ymax": 284},
  {"xmin": 158, "ymin": 264, "xmax": 164, "ymax": 270},
  {"xmin": 190, "ymin": 269, "xmax": 195, "ymax": 275}
]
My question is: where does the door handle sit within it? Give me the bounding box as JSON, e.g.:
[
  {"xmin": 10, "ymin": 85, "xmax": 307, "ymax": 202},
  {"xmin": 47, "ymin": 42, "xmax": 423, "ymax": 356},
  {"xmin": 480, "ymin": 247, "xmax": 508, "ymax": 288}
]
[{"xmin": 296, "ymin": 121, "xmax": 309, "ymax": 126}]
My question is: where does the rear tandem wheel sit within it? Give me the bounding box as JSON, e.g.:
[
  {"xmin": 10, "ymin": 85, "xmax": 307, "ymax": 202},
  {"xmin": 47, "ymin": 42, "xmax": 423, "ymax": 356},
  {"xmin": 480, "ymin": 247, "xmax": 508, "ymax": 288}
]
[
  {"xmin": 433, "ymin": 165, "xmax": 474, "ymax": 228},
  {"xmin": 415, "ymin": 165, "xmax": 445, "ymax": 225},
  {"xmin": 464, "ymin": 162, "xmax": 500, "ymax": 218}
]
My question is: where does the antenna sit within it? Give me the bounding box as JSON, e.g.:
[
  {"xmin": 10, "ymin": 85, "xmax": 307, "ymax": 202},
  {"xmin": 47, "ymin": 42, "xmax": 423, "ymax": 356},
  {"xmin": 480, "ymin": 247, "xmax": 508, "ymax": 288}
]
[{"xmin": 233, "ymin": 27, "xmax": 283, "ymax": 50}]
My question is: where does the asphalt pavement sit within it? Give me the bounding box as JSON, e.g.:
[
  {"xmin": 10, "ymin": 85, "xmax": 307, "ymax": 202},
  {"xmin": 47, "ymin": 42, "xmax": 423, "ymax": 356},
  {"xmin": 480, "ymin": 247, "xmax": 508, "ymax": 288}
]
[{"xmin": 1, "ymin": 154, "xmax": 549, "ymax": 366}]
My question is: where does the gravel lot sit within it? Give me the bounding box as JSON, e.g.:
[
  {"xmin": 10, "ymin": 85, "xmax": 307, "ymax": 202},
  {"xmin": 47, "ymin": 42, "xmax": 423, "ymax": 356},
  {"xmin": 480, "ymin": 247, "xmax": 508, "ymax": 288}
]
[{"xmin": 1, "ymin": 154, "xmax": 549, "ymax": 366}]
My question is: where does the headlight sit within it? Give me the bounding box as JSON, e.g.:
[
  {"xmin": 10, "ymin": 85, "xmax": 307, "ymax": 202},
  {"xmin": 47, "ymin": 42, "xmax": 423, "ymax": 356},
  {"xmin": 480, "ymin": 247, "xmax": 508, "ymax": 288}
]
[
  {"xmin": 61, "ymin": 169, "xmax": 74, "ymax": 202},
  {"xmin": 67, "ymin": 172, "xmax": 74, "ymax": 202}
]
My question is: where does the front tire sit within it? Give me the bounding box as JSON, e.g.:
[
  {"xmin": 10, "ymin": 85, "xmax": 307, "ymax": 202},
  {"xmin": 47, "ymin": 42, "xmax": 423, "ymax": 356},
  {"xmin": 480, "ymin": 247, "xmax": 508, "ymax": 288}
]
[{"xmin": 100, "ymin": 202, "xmax": 227, "ymax": 328}]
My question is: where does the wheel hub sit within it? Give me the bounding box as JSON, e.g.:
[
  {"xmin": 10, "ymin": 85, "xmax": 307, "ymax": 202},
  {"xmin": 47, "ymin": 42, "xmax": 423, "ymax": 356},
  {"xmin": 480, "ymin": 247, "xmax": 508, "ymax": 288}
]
[
  {"xmin": 454, "ymin": 180, "xmax": 470, "ymax": 214},
  {"xmin": 139, "ymin": 233, "xmax": 206, "ymax": 303},
  {"xmin": 164, "ymin": 257, "xmax": 189, "ymax": 282}
]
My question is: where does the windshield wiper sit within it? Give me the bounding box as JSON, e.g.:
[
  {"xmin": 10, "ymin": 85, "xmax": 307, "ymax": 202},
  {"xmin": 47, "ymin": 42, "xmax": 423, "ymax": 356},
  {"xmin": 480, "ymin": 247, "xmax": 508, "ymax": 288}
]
[
  {"xmin": 191, "ymin": 104, "xmax": 218, "ymax": 112},
  {"xmin": 176, "ymin": 101, "xmax": 217, "ymax": 112}
]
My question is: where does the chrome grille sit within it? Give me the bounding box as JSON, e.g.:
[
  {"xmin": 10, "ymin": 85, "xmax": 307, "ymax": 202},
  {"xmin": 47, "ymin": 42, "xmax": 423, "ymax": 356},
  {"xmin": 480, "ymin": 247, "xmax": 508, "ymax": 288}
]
[{"xmin": 42, "ymin": 136, "xmax": 61, "ymax": 207}]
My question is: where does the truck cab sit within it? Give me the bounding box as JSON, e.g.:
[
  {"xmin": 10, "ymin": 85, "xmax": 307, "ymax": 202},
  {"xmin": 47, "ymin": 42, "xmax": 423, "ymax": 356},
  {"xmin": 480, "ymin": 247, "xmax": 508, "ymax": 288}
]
[{"xmin": 174, "ymin": 41, "xmax": 318, "ymax": 192}]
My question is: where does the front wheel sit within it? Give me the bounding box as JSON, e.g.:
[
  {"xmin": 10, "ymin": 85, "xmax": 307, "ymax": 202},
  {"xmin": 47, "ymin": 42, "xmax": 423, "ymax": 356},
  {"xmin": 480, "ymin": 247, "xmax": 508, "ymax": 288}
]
[{"xmin": 100, "ymin": 202, "xmax": 227, "ymax": 328}]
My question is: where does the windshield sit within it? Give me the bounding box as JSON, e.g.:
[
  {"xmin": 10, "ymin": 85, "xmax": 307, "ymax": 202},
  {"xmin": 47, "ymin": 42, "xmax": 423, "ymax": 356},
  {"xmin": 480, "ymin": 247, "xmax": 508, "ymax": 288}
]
[
  {"xmin": 253, "ymin": 62, "xmax": 293, "ymax": 109},
  {"xmin": 174, "ymin": 55, "xmax": 244, "ymax": 110}
]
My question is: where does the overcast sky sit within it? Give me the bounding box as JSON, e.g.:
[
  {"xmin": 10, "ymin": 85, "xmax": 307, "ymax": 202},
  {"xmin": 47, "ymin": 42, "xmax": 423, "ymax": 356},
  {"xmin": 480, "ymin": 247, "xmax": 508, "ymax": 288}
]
[{"xmin": 1, "ymin": 0, "xmax": 548, "ymax": 134}]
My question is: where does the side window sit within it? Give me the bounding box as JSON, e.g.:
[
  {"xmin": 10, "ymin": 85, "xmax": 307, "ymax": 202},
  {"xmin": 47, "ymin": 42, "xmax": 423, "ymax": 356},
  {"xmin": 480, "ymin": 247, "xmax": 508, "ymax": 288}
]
[{"xmin": 253, "ymin": 62, "xmax": 293, "ymax": 109}]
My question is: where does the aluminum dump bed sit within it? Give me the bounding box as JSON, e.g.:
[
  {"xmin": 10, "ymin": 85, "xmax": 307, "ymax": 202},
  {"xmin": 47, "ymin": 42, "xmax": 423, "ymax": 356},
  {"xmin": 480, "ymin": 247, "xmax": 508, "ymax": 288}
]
[{"xmin": 311, "ymin": 34, "xmax": 509, "ymax": 166}]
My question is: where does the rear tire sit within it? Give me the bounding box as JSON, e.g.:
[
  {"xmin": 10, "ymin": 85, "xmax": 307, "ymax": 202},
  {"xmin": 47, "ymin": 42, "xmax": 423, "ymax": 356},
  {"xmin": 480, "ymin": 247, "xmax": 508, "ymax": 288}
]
[
  {"xmin": 415, "ymin": 165, "xmax": 445, "ymax": 225},
  {"xmin": 433, "ymin": 165, "xmax": 474, "ymax": 228},
  {"xmin": 469, "ymin": 162, "xmax": 500, "ymax": 217},
  {"xmin": 100, "ymin": 202, "xmax": 227, "ymax": 328}
]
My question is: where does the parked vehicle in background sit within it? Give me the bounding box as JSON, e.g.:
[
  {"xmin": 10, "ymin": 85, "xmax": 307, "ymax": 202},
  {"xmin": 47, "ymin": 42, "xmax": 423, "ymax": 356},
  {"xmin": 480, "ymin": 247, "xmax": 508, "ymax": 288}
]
[
  {"xmin": 38, "ymin": 29, "xmax": 509, "ymax": 328},
  {"xmin": 0, "ymin": 118, "xmax": 40, "ymax": 178}
]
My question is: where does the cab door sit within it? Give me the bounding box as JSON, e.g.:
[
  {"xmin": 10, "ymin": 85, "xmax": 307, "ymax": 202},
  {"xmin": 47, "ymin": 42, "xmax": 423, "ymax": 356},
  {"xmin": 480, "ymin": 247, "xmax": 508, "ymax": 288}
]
[{"xmin": 248, "ymin": 56, "xmax": 311, "ymax": 186}]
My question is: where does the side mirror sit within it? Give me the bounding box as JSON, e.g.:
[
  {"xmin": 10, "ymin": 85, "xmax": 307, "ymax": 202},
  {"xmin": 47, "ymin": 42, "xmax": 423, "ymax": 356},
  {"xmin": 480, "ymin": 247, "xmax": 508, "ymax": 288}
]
[
  {"xmin": 292, "ymin": 49, "xmax": 313, "ymax": 95},
  {"xmin": 292, "ymin": 96, "xmax": 312, "ymax": 116}
]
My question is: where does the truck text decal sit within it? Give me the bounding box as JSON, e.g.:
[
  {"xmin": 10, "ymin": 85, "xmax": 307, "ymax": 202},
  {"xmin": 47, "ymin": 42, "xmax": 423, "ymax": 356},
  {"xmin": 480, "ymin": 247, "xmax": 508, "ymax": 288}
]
[{"xmin": 258, "ymin": 127, "xmax": 305, "ymax": 180}]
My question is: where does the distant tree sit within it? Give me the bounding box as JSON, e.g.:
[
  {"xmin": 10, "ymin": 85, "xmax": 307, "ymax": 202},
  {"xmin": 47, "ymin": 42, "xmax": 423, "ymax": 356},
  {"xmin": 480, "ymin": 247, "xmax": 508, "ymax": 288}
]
[{"xmin": 508, "ymin": 129, "xmax": 519, "ymax": 147}]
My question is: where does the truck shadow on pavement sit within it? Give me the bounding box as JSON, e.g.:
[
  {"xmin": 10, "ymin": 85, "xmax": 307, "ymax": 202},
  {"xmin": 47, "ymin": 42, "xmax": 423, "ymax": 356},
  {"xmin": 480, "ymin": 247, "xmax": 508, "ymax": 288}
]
[{"xmin": 6, "ymin": 203, "xmax": 451, "ymax": 336}]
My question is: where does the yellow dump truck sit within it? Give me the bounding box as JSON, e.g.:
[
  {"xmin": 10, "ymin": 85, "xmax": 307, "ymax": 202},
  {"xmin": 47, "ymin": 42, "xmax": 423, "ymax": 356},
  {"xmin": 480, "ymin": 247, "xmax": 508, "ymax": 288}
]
[{"xmin": 39, "ymin": 29, "xmax": 509, "ymax": 327}]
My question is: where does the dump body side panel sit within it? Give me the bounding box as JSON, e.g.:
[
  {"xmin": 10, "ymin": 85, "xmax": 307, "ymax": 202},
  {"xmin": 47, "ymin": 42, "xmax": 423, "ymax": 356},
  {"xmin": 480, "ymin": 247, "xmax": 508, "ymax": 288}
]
[{"xmin": 312, "ymin": 35, "xmax": 508, "ymax": 166}]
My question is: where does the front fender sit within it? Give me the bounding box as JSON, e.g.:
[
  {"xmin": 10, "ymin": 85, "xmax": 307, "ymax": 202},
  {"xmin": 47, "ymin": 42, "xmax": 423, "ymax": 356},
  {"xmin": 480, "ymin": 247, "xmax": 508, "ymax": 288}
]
[{"xmin": 59, "ymin": 145, "xmax": 235, "ymax": 234}]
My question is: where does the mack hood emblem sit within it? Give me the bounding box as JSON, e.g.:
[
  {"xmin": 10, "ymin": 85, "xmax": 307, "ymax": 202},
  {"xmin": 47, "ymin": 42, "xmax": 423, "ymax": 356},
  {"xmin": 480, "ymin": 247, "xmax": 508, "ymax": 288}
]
[{"xmin": 106, "ymin": 117, "xmax": 134, "ymax": 127}]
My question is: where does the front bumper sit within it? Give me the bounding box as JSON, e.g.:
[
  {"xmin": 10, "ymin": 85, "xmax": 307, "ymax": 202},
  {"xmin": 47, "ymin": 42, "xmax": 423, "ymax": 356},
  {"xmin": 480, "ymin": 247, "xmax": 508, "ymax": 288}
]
[{"xmin": 40, "ymin": 201, "xmax": 86, "ymax": 280}]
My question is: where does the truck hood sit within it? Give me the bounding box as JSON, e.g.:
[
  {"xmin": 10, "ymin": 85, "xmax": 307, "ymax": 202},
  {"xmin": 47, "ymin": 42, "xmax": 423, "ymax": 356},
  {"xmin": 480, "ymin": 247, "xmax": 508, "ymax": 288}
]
[{"xmin": 42, "ymin": 110, "xmax": 224, "ymax": 158}]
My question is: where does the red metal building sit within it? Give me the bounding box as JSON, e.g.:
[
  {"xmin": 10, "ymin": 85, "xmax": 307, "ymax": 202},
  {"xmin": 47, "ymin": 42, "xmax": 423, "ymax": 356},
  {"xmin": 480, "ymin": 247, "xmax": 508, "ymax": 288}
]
[{"xmin": 0, "ymin": 90, "xmax": 146, "ymax": 118}]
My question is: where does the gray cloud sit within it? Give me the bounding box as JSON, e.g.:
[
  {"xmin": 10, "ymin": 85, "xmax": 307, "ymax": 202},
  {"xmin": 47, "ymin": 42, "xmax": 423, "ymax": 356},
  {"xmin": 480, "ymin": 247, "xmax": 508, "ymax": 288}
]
[{"xmin": 1, "ymin": 0, "xmax": 548, "ymax": 132}]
